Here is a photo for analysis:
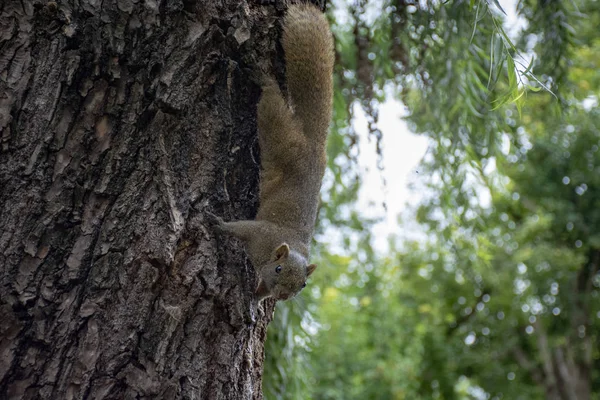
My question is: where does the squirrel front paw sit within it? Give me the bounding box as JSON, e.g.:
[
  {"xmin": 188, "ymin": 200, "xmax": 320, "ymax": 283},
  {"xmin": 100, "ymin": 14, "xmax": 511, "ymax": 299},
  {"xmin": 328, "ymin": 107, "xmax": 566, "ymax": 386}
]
[{"xmin": 205, "ymin": 211, "xmax": 225, "ymax": 233}]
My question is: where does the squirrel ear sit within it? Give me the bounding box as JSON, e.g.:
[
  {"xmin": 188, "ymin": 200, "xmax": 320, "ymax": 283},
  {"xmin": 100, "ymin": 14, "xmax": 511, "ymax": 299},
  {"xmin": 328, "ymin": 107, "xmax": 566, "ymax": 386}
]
[
  {"xmin": 256, "ymin": 279, "xmax": 271, "ymax": 300},
  {"xmin": 306, "ymin": 263, "xmax": 317, "ymax": 277},
  {"xmin": 274, "ymin": 243, "xmax": 290, "ymax": 260}
]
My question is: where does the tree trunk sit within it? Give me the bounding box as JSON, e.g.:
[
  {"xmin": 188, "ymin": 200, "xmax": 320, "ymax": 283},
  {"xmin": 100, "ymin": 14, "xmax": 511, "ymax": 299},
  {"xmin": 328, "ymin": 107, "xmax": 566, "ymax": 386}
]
[
  {"xmin": 0, "ymin": 0, "xmax": 301, "ymax": 398},
  {"xmin": 513, "ymin": 320, "xmax": 592, "ymax": 400}
]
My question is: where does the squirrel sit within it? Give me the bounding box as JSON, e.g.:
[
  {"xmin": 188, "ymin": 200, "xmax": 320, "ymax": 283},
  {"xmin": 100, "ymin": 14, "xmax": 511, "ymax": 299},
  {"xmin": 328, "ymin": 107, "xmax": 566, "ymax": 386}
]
[{"xmin": 208, "ymin": 3, "xmax": 334, "ymax": 301}]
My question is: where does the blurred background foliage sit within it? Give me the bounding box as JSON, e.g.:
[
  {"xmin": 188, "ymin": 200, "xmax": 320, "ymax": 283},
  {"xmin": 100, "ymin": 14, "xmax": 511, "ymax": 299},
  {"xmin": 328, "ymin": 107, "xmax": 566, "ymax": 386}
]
[{"xmin": 263, "ymin": 0, "xmax": 600, "ymax": 399}]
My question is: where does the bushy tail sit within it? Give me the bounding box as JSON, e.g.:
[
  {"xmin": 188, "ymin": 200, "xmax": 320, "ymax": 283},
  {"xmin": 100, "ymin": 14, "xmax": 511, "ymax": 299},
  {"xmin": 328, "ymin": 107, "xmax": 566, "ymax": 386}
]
[{"xmin": 283, "ymin": 4, "xmax": 334, "ymax": 142}]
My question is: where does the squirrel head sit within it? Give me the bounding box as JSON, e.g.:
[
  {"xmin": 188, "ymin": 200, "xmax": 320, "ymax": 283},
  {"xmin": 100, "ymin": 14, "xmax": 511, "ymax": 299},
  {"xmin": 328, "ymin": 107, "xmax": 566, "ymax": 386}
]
[{"xmin": 256, "ymin": 243, "xmax": 317, "ymax": 301}]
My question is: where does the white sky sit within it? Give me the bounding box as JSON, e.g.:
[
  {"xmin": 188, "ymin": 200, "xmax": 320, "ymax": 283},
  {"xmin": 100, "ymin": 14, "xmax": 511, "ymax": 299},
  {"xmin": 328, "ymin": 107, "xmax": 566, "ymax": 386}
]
[{"xmin": 354, "ymin": 100, "xmax": 427, "ymax": 252}]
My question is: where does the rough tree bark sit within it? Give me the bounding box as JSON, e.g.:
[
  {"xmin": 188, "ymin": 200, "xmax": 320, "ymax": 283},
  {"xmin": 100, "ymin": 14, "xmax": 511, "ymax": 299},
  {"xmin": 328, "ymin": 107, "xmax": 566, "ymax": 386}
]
[{"xmin": 0, "ymin": 0, "xmax": 321, "ymax": 398}]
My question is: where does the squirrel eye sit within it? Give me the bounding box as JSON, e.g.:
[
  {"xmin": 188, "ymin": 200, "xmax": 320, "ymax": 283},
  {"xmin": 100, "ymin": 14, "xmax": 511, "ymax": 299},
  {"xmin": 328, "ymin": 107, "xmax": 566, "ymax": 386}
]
[
  {"xmin": 302, "ymin": 282, "xmax": 307, "ymax": 288},
  {"xmin": 275, "ymin": 265, "xmax": 282, "ymax": 273}
]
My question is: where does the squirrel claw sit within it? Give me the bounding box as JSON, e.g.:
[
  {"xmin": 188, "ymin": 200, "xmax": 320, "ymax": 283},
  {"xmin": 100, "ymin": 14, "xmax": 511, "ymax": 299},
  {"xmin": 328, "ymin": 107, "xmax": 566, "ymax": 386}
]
[
  {"xmin": 241, "ymin": 66, "xmax": 270, "ymax": 87},
  {"xmin": 205, "ymin": 211, "xmax": 225, "ymax": 231}
]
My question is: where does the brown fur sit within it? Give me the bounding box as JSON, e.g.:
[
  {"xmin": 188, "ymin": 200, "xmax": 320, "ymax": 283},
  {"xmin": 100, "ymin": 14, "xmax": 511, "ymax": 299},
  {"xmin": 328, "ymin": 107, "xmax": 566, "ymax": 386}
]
[{"xmin": 209, "ymin": 4, "xmax": 334, "ymax": 301}]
